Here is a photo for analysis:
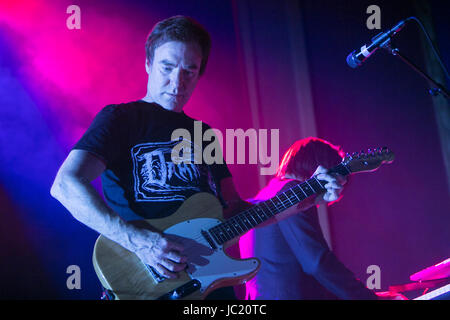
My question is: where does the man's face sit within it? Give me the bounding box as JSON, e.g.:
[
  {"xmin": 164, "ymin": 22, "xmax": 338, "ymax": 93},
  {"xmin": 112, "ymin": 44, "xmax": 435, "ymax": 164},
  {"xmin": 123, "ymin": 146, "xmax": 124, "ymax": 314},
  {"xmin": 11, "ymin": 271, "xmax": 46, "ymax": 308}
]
[{"xmin": 146, "ymin": 41, "xmax": 202, "ymax": 112}]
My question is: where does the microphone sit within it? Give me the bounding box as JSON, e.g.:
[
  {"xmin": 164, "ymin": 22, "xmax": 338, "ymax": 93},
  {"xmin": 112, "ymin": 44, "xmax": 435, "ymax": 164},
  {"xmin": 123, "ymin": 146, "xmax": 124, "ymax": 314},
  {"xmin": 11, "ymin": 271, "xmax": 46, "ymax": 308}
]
[{"xmin": 346, "ymin": 18, "xmax": 411, "ymax": 68}]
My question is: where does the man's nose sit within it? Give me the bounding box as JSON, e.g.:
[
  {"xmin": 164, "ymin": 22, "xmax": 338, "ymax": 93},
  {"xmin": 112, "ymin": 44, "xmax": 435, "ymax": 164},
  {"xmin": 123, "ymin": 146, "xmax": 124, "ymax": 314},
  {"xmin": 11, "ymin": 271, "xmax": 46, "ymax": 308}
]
[{"xmin": 169, "ymin": 69, "xmax": 185, "ymax": 93}]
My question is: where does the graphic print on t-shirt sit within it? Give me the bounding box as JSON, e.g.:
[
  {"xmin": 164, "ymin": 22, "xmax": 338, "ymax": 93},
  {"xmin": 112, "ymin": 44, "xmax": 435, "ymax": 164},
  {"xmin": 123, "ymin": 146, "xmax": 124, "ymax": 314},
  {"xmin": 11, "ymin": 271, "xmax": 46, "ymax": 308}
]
[{"xmin": 131, "ymin": 139, "xmax": 205, "ymax": 202}]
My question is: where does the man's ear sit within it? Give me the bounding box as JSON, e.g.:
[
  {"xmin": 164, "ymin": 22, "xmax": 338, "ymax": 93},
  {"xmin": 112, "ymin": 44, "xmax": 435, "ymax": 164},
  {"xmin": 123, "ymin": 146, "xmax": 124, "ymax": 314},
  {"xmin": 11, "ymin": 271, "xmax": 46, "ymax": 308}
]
[{"xmin": 145, "ymin": 59, "xmax": 151, "ymax": 75}]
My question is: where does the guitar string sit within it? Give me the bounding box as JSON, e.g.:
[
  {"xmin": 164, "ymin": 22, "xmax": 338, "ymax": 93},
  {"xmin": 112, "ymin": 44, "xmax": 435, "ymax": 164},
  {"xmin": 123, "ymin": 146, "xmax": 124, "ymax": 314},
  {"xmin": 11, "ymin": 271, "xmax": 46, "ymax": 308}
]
[
  {"xmin": 169, "ymin": 184, "xmax": 324, "ymax": 246},
  {"xmin": 149, "ymin": 194, "xmax": 315, "ymax": 280},
  {"xmin": 167, "ymin": 163, "xmax": 351, "ymax": 245},
  {"xmin": 162, "ymin": 196, "xmax": 299, "ymax": 248},
  {"xmin": 146, "ymin": 162, "xmax": 375, "ymax": 277},
  {"xmin": 204, "ymin": 163, "xmax": 372, "ymax": 245},
  {"xmin": 208, "ymin": 178, "xmax": 327, "ymax": 239},
  {"xmin": 150, "ymin": 181, "xmax": 331, "ymax": 277},
  {"xmin": 171, "ymin": 174, "xmax": 328, "ymax": 244},
  {"xmin": 182, "ymin": 178, "xmax": 328, "ymax": 245}
]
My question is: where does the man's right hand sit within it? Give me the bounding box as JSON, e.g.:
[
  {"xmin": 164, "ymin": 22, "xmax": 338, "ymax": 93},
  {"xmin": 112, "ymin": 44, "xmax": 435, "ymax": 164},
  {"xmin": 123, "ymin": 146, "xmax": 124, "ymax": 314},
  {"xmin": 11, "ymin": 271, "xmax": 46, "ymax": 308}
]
[
  {"xmin": 129, "ymin": 228, "xmax": 188, "ymax": 279},
  {"xmin": 50, "ymin": 149, "xmax": 188, "ymax": 279}
]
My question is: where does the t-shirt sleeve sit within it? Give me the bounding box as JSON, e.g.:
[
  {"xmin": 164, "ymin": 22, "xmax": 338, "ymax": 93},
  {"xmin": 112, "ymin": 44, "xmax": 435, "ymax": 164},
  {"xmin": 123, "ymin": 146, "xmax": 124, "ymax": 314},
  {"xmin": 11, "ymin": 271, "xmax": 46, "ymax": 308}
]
[{"xmin": 72, "ymin": 105, "xmax": 125, "ymax": 166}]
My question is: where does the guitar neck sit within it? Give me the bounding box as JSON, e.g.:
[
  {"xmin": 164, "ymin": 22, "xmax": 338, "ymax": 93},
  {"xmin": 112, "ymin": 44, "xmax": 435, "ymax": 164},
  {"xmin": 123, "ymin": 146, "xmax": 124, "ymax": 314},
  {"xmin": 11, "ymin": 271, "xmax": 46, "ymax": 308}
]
[{"xmin": 208, "ymin": 163, "xmax": 351, "ymax": 245}]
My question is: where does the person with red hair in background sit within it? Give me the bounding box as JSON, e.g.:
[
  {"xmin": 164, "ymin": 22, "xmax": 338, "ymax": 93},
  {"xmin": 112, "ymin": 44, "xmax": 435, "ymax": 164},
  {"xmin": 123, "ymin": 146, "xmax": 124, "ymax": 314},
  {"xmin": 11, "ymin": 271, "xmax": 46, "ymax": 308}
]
[{"xmin": 239, "ymin": 137, "xmax": 405, "ymax": 300}]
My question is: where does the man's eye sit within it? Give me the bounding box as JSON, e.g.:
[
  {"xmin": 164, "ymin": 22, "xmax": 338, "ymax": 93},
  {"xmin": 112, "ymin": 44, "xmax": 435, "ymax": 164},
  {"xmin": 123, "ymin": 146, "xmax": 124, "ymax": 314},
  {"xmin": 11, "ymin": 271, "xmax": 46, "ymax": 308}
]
[{"xmin": 163, "ymin": 66, "xmax": 172, "ymax": 72}]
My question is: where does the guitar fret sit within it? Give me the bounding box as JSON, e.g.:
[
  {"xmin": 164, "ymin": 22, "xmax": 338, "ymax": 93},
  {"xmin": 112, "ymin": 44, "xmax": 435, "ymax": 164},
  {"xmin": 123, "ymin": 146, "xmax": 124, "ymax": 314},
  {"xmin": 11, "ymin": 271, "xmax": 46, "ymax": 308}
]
[
  {"xmin": 277, "ymin": 193, "xmax": 289, "ymax": 207},
  {"xmin": 213, "ymin": 227, "xmax": 224, "ymax": 244},
  {"xmin": 206, "ymin": 161, "xmax": 356, "ymax": 246},
  {"xmin": 213, "ymin": 227, "xmax": 227, "ymax": 244},
  {"xmin": 288, "ymin": 193, "xmax": 298, "ymax": 205},
  {"xmin": 310, "ymin": 177, "xmax": 325, "ymax": 192},
  {"xmin": 241, "ymin": 212, "xmax": 256, "ymax": 229},
  {"xmin": 210, "ymin": 226, "xmax": 218, "ymax": 240},
  {"xmin": 269, "ymin": 199, "xmax": 278, "ymax": 213},
  {"xmin": 302, "ymin": 182, "xmax": 315, "ymax": 197},
  {"xmin": 221, "ymin": 223, "xmax": 231, "ymax": 239},
  {"xmin": 283, "ymin": 192, "xmax": 295, "ymax": 206},
  {"xmin": 231, "ymin": 217, "xmax": 245, "ymax": 234},
  {"xmin": 246, "ymin": 210, "xmax": 259, "ymax": 226},
  {"xmin": 217, "ymin": 224, "xmax": 231, "ymax": 242},
  {"xmin": 238, "ymin": 215, "xmax": 251, "ymax": 232},
  {"xmin": 223, "ymin": 223, "xmax": 236, "ymax": 240},
  {"xmin": 248, "ymin": 207, "xmax": 261, "ymax": 223},
  {"xmin": 226, "ymin": 220, "xmax": 240, "ymax": 237},
  {"xmin": 233, "ymin": 215, "xmax": 246, "ymax": 234},
  {"xmin": 210, "ymin": 228, "xmax": 221, "ymax": 244},
  {"xmin": 258, "ymin": 201, "xmax": 274, "ymax": 221},
  {"xmin": 295, "ymin": 184, "xmax": 308, "ymax": 198},
  {"xmin": 312, "ymin": 177, "xmax": 323, "ymax": 190},
  {"xmin": 255, "ymin": 204, "xmax": 269, "ymax": 220},
  {"xmin": 275, "ymin": 195, "xmax": 287, "ymax": 211},
  {"xmin": 286, "ymin": 189, "xmax": 301, "ymax": 203},
  {"xmin": 267, "ymin": 201, "xmax": 277, "ymax": 215},
  {"xmin": 306, "ymin": 179, "xmax": 316, "ymax": 193},
  {"xmin": 250, "ymin": 209, "xmax": 263, "ymax": 224},
  {"xmin": 303, "ymin": 180, "xmax": 315, "ymax": 195}
]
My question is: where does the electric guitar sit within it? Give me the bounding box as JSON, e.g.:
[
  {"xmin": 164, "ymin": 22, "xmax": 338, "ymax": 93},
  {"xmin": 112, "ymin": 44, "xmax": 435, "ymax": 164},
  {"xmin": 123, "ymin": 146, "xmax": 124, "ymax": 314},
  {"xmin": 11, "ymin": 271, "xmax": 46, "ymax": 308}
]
[{"xmin": 93, "ymin": 147, "xmax": 395, "ymax": 300}]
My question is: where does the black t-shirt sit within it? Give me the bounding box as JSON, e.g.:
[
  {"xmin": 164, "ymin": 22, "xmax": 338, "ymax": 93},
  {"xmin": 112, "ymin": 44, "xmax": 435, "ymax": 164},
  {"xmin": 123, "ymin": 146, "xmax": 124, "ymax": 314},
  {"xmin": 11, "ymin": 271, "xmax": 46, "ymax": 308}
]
[{"xmin": 73, "ymin": 100, "xmax": 231, "ymax": 220}]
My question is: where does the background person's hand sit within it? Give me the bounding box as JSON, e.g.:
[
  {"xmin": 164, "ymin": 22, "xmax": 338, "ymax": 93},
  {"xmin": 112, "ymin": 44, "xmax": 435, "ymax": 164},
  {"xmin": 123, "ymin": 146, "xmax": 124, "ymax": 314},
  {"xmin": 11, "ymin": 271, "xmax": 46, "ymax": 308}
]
[{"xmin": 313, "ymin": 165, "xmax": 346, "ymax": 204}]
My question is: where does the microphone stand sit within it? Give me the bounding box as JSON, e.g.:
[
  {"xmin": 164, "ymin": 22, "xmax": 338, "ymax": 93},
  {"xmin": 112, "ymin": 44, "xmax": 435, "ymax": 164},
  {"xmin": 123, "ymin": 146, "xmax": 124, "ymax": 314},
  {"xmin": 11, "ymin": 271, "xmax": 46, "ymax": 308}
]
[{"xmin": 382, "ymin": 42, "xmax": 450, "ymax": 99}]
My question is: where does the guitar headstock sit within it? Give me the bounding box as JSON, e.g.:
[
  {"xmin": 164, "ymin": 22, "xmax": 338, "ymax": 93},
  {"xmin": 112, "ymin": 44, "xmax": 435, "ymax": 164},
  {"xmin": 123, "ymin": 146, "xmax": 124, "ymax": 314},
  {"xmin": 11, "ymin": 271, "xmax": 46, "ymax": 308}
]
[{"xmin": 343, "ymin": 147, "xmax": 395, "ymax": 174}]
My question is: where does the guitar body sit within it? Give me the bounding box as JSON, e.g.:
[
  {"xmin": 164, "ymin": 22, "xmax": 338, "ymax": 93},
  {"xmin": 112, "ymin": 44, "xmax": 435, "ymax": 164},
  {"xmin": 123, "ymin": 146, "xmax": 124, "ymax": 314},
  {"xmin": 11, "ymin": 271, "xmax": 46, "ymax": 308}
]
[
  {"xmin": 93, "ymin": 193, "xmax": 260, "ymax": 300},
  {"xmin": 92, "ymin": 147, "xmax": 395, "ymax": 300}
]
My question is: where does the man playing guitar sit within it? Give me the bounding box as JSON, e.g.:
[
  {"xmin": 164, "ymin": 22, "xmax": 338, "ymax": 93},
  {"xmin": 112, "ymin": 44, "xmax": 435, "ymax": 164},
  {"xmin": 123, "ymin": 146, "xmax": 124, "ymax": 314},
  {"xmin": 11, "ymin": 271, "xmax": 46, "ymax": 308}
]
[{"xmin": 51, "ymin": 16, "xmax": 347, "ymax": 299}]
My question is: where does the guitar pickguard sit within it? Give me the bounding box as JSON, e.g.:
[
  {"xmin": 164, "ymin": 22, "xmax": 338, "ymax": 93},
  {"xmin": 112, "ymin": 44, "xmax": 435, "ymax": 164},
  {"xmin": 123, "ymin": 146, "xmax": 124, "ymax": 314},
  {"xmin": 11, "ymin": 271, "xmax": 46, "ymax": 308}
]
[{"xmin": 163, "ymin": 218, "xmax": 259, "ymax": 295}]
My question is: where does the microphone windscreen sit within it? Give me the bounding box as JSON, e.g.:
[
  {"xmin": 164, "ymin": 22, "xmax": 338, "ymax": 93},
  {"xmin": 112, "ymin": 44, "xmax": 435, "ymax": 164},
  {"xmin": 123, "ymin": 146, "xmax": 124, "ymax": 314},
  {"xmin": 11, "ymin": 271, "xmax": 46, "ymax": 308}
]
[{"xmin": 346, "ymin": 51, "xmax": 360, "ymax": 69}]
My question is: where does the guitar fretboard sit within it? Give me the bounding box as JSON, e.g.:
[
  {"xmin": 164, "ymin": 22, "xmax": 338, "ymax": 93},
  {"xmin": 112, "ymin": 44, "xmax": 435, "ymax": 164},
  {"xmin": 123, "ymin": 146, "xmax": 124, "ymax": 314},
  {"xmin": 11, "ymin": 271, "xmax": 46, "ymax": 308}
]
[{"xmin": 208, "ymin": 163, "xmax": 350, "ymax": 245}]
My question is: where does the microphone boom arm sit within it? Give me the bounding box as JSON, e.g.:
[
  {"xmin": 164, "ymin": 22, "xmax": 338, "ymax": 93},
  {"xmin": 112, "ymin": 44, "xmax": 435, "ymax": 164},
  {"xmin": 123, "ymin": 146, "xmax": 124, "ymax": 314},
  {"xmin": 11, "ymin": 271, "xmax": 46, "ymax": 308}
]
[{"xmin": 382, "ymin": 43, "xmax": 450, "ymax": 99}]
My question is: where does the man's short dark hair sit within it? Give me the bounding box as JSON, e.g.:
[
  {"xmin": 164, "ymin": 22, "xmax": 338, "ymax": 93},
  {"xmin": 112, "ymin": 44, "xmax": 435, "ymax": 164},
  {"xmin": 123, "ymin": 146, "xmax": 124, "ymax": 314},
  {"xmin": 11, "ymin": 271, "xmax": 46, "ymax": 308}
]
[{"xmin": 145, "ymin": 15, "xmax": 211, "ymax": 76}]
